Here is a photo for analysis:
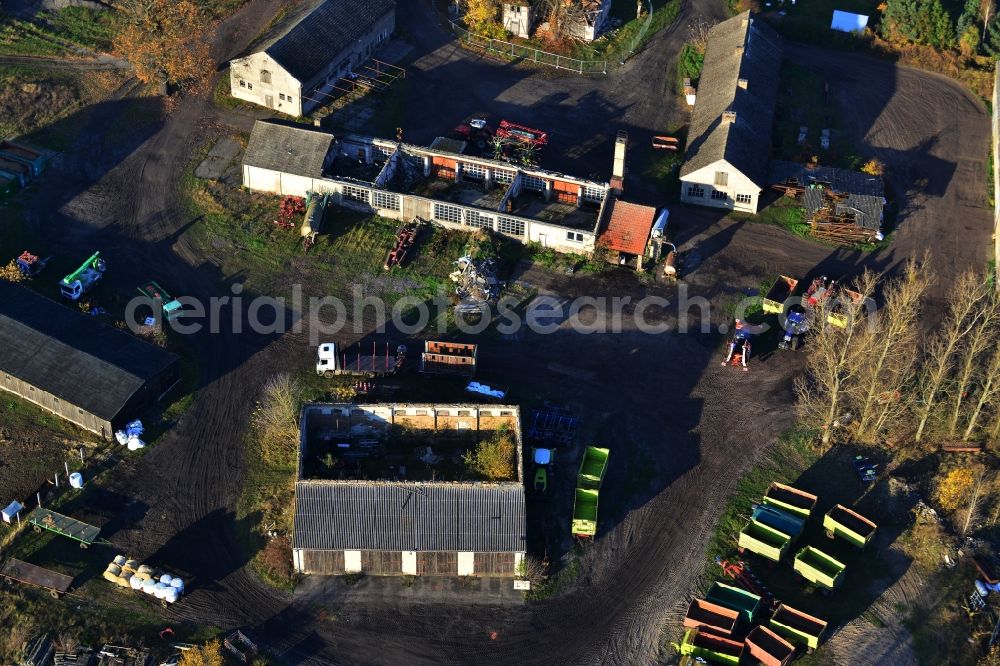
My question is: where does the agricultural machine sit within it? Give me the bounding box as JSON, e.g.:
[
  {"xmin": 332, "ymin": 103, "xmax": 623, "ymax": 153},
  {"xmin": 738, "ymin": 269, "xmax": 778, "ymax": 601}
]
[
  {"xmin": 301, "ymin": 192, "xmax": 329, "ymax": 249},
  {"xmin": 496, "ymin": 120, "xmax": 549, "ymax": 148},
  {"xmin": 59, "ymin": 252, "xmax": 106, "ymax": 301},
  {"xmin": 721, "ymin": 320, "xmax": 752, "ymax": 371},
  {"xmin": 274, "ymin": 196, "xmax": 305, "ymax": 230},
  {"xmin": 779, "ymin": 306, "xmax": 807, "ymax": 350},
  {"xmin": 384, "ymin": 222, "xmax": 419, "ymax": 270},
  {"xmin": 137, "ymin": 280, "xmax": 184, "ymax": 320},
  {"xmin": 15, "ymin": 251, "xmax": 47, "ymax": 277},
  {"xmin": 451, "ymin": 117, "xmax": 494, "ymax": 150}
]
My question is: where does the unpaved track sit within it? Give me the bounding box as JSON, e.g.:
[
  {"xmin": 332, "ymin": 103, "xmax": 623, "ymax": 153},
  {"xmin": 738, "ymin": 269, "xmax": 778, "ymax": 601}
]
[{"xmin": 12, "ymin": 2, "xmax": 993, "ymax": 665}]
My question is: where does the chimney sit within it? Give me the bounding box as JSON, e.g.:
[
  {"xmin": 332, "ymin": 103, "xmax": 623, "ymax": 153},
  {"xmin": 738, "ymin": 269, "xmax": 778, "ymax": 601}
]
[
  {"xmin": 737, "ymin": 78, "xmax": 748, "ymax": 90},
  {"xmin": 612, "ymin": 129, "xmax": 628, "ymax": 185},
  {"xmin": 722, "ymin": 111, "xmax": 737, "ymax": 124}
]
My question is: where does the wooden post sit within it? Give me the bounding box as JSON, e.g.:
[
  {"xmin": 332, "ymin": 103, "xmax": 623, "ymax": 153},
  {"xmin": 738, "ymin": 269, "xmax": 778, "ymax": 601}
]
[
  {"xmin": 37, "ymin": 492, "xmax": 41, "ymax": 508},
  {"xmin": 54, "ymin": 473, "xmax": 59, "ymax": 489},
  {"xmin": 16, "ymin": 512, "xmax": 20, "ymax": 527},
  {"xmin": 64, "ymin": 461, "xmax": 70, "ymax": 478},
  {"xmin": 79, "ymin": 447, "xmax": 84, "ymax": 464}
]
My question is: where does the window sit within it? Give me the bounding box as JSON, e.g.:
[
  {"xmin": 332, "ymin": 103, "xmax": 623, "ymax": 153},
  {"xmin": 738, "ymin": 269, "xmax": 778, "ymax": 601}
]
[
  {"xmin": 711, "ymin": 189, "xmax": 728, "ymax": 201},
  {"xmin": 686, "ymin": 185, "xmax": 705, "ymax": 198},
  {"xmin": 714, "ymin": 171, "xmax": 728, "ymax": 186},
  {"xmin": 464, "ymin": 163, "xmax": 486, "ymax": 181},
  {"xmin": 260, "ymin": 70, "xmax": 271, "ymax": 84},
  {"xmin": 735, "ymin": 193, "xmax": 752, "ymax": 204},
  {"xmin": 372, "ymin": 190, "xmax": 400, "ymax": 211},
  {"xmin": 433, "ymin": 203, "xmax": 462, "ymax": 224},
  {"xmin": 493, "ymin": 169, "xmax": 514, "ymax": 185},
  {"xmin": 279, "ymin": 93, "xmax": 285, "ymax": 101},
  {"xmin": 466, "ymin": 210, "xmax": 494, "ymax": 229},
  {"xmin": 342, "ymin": 185, "xmax": 370, "ymax": 204},
  {"xmin": 522, "ymin": 175, "xmax": 545, "ymax": 191},
  {"xmin": 583, "ymin": 185, "xmax": 606, "ymax": 202},
  {"xmin": 287, "ymin": 96, "xmax": 293, "ymax": 104},
  {"xmin": 247, "ymin": 82, "xmax": 253, "ymax": 90},
  {"xmin": 239, "ymin": 79, "xmax": 246, "ymax": 88},
  {"xmin": 498, "ymin": 216, "xmax": 525, "ymax": 237},
  {"xmin": 566, "ymin": 231, "xmax": 584, "ymax": 242}
]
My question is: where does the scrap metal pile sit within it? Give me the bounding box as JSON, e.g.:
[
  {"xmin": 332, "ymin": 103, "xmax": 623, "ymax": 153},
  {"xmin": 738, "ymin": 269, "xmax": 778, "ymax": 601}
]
[
  {"xmin": 273, "ymin": 196, "xmax": 305, "ymax": 230},
  {"xmin": 450, "ymin": 255, "xmax": 499, "ymax": 311}
]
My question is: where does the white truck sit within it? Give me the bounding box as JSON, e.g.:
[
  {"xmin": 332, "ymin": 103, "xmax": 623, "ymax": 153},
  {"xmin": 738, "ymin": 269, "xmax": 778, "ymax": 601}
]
[
  {"xmin": 60, "ymin": 251, "xmax": 106, "ymax": 300},
  {"xmin": 316, "ymin": 342, "xmax": 406, "ymax": 377}
]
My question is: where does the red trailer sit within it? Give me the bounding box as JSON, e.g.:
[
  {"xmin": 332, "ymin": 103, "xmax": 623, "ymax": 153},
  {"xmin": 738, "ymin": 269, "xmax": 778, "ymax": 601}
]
[{"xmin": 496, "ymin": 120, "xmax": 549, "ymax": 147}]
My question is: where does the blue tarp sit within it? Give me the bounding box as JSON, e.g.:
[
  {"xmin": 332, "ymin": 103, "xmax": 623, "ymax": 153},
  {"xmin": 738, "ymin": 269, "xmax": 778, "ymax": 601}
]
[
  {"xmin": 753, "ymin": 504, "xmax": 805, "ymax": 538},
  {"xmin": 125, "ymin": 420, "xmax": 144, "ymax": 437},
  {"xmin": 830, "ymin": 10, "xmax": 869, "ymax": 33}
]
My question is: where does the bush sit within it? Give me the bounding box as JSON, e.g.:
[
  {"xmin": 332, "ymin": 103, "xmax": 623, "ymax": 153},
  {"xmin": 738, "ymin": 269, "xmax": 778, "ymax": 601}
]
[
  {"xmin": 463, "ymin": 427, "xmax": 517, "ymax": 480},
  {"xmin": 251, "ymin": 374, "xmax": 302, "ymax": 467},
  {"xmin": 179, "ymin": 640, "xmax": 224, "ymax": 666},
  {"xmin": 676, "ymin": 42, "xmax": 704, "ymax": 87}
]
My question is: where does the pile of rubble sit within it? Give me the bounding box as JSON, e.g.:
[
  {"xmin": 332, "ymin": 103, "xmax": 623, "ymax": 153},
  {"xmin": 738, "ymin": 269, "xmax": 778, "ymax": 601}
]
[{"xmin": 450, "ymin": 255, "xmax": 499, "ymax": 311}]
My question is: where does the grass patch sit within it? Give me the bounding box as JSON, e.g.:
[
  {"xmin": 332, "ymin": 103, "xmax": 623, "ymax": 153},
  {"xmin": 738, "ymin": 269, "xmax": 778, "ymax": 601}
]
[
  {"xmin": 584, "ymin": 0, "xmax": 681, "ymax": 63},
  {"xmin": 526, "ymin": 547, "xmax": 582, "ymax": 601},
  {"xmin": 676, "ymin": 42, "xmax": 704, "ymax": 91},
  {"xmin": 730, "ymin": 196, "xmax": 810, "ymax": 238},
  {"xmin": 43, "ymin": 7, "xmax": 121, "ymax": 52},
  {"xmin": 989, "ymin": 146, "xmax": 995, "ymax": 210}
]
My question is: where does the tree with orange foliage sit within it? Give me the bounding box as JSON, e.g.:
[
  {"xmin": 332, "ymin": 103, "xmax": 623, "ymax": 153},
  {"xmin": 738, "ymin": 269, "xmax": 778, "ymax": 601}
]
[{"xmin": 113, "ymin": 0, "xmax": 212, "ymax": 87}]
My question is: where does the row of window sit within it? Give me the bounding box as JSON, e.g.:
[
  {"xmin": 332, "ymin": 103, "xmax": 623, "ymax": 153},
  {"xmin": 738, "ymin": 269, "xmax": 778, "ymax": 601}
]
[
  {"xmin": 237, "ymin": 78, "xmax": 294, "ymax": 104},
  {"xmin": 685, "ymin": 185, "xmax": 752, "ymax": 205}
]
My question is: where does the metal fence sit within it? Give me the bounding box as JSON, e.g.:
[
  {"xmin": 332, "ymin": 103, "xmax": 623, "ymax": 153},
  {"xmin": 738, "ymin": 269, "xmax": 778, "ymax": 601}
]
[{"xmin": 447, "ymin": 20, "xmax": 608, "ymax": 75}]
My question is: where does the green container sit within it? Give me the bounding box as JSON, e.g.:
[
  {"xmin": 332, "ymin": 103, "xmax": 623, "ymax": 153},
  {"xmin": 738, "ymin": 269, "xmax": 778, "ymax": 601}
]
[
  {"xmin": 572, "ymin": 487, "xmax": 599, "ymax": 537},
  {"xmin": 769, "ymin": 603, "xmax": 828, "ymax": 650},
  {"xmin": 677, "ymin": 627, "xmax": 744, "ymax": 665},
  {"xmin": 763, "ymin": 482, "xmax": 818, "ymax": 518},
  {"xmin": 823, "ymin": 504, "xmax": 877, "ymax": 548},
  {"xmin": 577, "ymin": 446, "xmax": 610, "ymax": 489},
  {"xmin": 707, "ymin": 580, "xmax": 762, "ymax": 625},
  {"xmin": 794, "ymin": 546, "xmax": 846, "ymax": 590},
  {"xmin": 738, "ymin": 520, "xmax": 791, "ymax": 562}
]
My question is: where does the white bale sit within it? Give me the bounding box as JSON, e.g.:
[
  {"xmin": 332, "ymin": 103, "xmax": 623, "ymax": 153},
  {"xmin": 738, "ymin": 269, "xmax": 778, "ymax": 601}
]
[
  {"xmin": 159, "ymin": 573, "xmax": 173, "ymax": 585},
  {"xmin": 153, "ymin": 582, "xmax": 168, "ymax": 599},
  {"xmin": 69, "ymin": 472, "xmax": 84, "ymax": 489},
  {"xmin": 141, "ymin": 579, "xmax": 157, "ymax": 594},
  {"xmin": 163, "ymin": 588, "xmax": 179, "ymax": 604},
  {"xmin": 170, "ymin": 577, "xmax": 184, "ymax": 590},
  {"xmin": 129, "ymin": 575, "xmax": 142, "ymax": 590},
  {"xmin": 113, "ymin": 555, "xmax": 126, "ymax": 566},
  {"xmin": 115, "ymin": 431, "xmax": 129, "ymax": 445},
  {"xmin": 127, "ymin": 436, "xmax": 146, "ymax": 451}
]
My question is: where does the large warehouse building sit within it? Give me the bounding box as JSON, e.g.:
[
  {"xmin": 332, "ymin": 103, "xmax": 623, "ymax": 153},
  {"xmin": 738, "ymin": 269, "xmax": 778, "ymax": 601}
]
[
  {"xmin": 0, "ymin": 282, "xmax": 181, "ymax": 438},
  {"xmin": 293, "ymin": 403, "xmax": 527, "ymax": 577}
]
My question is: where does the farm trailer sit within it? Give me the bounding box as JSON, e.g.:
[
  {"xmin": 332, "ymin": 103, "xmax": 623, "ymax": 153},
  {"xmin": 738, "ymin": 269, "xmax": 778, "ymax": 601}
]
[
  {"xmin": 577, "ymin": 445, "xmax": 610, "ymax": 489},
  {"xmin": 823, "ymin": 504, "xmax": 877, "ymax": 548},
  {"xmin": 752, "ymin": 504, "xmax": 805, "ymax": 539},
  {"xmin": 738, "ymin": 519, "xmax": 793, "ymax": 562},
  {"xmin": 769, "ymin": 603, "xmax": 828, "ymax": 651},
  {"xmin": 763, "ymin": 482, "xmax": 818, "ymax": 519},
  {"xmin": 675, "ymin": 627, "xmax": 744, "ymax": 665},
  {"xmin": 683, "ymin": 598, "xmax": 740, "ymax": 636},
  {"xmin": 572, "ymin": 487, "xmax": 600, "ymax": 537},
  {"xmin": 706, "ymin": 580, "xmax": 762, "ymax": 624},
  {"xmin": 763, "ymin": 276, "xmax": 799, "ymax": 315},
  {"xmin": 745, "ymin": 625, "xmax": 795, "ymax": 666},
  {"xmin": 0, "ymin": 558, "xmax": 73, "ymax": 598},
  {"xmin": 794, "ymin": 546, "xmax": 846, "ymax": 590},
  {"xmin": 28, "ymin": 508, "xmax": 101, "ymax": 549}
]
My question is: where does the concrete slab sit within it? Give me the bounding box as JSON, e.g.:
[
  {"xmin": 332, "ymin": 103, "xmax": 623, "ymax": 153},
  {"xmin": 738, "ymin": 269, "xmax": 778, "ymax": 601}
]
[{"xmin": 195, "ymin": 137, "xmax": 241, "ymax": 180}]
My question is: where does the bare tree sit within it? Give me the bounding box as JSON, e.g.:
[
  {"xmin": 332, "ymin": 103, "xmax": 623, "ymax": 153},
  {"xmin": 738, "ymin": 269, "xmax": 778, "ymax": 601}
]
[
  {"xmin": 687, "ymin": 16, "xmax": 717, "ymax": 50},
  {"xmin": 963, "ymin": 467, "xmax": 995, "ymax": 535},
  {"xmin": 948, "ymin": 287, "xmax": 1000, "ymax": 437},
  {"xmin": 914, "ymin": 271, "xmax": 992, "ymax": 444},
  {"xmin": 962, "ymin": 343, "xmax": 1000, "ymax": 440},
  {"xmin": 851, "ymin": 258, "xmax": 929, "ymax": 444},
  {"xmin": 796, "ymin": 271, "xmax": 879, "ymax": 447}
]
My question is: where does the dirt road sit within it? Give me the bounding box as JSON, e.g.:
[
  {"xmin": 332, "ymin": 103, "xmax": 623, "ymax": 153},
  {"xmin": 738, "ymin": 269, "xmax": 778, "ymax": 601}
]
[{"xmin": 7, "ymin": 2, "xmax": 994, "ymax": 665}]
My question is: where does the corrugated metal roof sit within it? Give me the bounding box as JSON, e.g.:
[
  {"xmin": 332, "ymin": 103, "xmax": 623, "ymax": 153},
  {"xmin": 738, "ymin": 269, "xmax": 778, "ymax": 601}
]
[
  {"xmin": 243, "ymin": 120, "xmax": 335, "ymax": 178},
  {"xmin": 680, "ymin": 12, "xmax": 783, "ymax": 187},
  {"xmin": 0, "ymin": 282, "xmax": 178, "ymax": 421},
  {"xmin": 768, "ymin": 160, "xmax": 885, "ymax": 198},
  {"xmin": 293, "ymin": 482, "xmax": 526, "ymax": 552}
]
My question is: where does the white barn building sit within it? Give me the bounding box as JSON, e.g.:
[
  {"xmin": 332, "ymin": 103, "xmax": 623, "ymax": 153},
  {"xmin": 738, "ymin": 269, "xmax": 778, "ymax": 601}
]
[
  {"xmin": 679, "ymin": 12, "xmax": 782, "ymax": 214},
  {"xmin": 228, "ymin": 0, "xmax": 395, "ymax": 117}
]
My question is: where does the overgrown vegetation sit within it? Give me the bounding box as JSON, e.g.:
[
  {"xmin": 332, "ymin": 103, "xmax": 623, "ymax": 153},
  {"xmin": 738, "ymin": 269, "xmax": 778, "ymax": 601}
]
[
  {"xmin": 178, "ymin": 640, "xmax": 224, "ymax": 666},
  {"xmin": 112, "ymin": 0, "xmax": 212, "ymax": 88},
  {"xmin": 730, "ymin": 195, "xmax": 810, "ymax": 237},
  {"xmin": 463, "ymin": 426, "xmax": 517, "ymax": 480}
]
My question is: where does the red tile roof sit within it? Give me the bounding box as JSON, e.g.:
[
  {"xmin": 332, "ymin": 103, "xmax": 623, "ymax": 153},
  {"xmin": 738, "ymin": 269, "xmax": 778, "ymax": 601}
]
[{"xmin": 599, "ymin": 199, "xmax": 657, "ymax": 255}]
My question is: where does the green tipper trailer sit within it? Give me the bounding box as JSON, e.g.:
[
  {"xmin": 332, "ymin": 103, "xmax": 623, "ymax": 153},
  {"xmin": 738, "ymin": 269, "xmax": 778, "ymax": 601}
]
[
  {"xmin": 707, "ymin": 580, "xmax": 762, "ymax": 624},
  {"xmin": 676, "ymin": 627, "xmax": 744, "ymax": 665},
  {"xmin": 752, "ymin": 504, "xmax": 805, "ymax": 539},
  {"xmin": 823, "ymin": 504, "xmax": 877, "ymax": 548},
  {"xmin": 577, "ymin": 446, "xmax": 610, "ymax": 489},
  {"xmin": 769, "ymin": 603, "xmax": 828, "ymax": 651},
  {"xmin": 572, "ymin": 488, "xmax": 600, "ymax": 537},
  {"xmin": 763, "ymin": 482, "xmax": 818, "ymax": 519},
  {"xmin": 738, "ymin": 519, "xmax": 792, "ymax": 562},
  {"xmin": 794, "ymin": 546, "xmax": 846, "ymax": 590}
]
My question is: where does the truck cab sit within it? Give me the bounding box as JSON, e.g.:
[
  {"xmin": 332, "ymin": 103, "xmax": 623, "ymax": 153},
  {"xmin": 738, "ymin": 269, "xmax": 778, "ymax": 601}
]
[{"xmin": 316, "ymin": 342, "xmax": 340, "ymax": 377}]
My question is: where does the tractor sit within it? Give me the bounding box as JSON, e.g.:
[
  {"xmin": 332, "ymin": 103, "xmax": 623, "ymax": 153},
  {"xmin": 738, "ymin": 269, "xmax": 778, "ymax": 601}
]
[
  {"xmin": 722, "ymin": 320, "xmax": 752, "ymax": 371},
  {"xmin": 779, "ymin": 305, "xmax": 807, "ymax": 350}
]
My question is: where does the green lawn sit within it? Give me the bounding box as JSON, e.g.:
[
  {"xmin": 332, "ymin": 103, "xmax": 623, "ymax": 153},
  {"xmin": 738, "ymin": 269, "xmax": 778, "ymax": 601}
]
[
  {"xmin": 0, "ymin": 7, "xmax": 120, "ymax": 57},
  {"xmin": 729, "ymin": 195, "xmax": 810, "ymax": 238}
]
